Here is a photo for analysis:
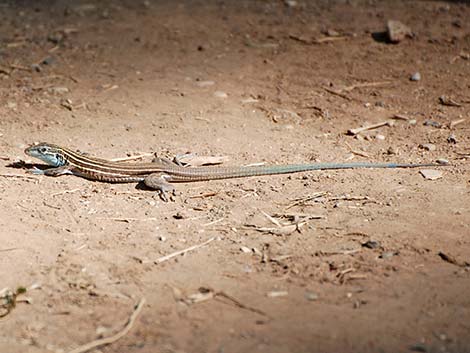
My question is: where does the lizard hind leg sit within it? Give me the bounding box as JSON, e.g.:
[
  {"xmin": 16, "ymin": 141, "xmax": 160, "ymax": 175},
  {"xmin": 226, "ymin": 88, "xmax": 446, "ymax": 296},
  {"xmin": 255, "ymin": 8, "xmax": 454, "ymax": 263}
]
[{"xmin": 144, "ymin": 173, "xmax": 176, "ymax": 202}]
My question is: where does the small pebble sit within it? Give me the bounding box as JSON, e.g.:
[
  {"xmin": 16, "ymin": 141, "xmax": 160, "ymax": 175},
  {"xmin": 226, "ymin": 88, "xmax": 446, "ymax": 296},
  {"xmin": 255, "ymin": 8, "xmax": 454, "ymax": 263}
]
[
  {"xmin": 387, "ymin": 20, "xmax": 413, "ymax": 43},
  {"xmin": 305, "ymin": 291, "xmax": 318, "ymax": 301},
  {"xmin": 420, "ymin": 169, "xmax": 443, "ymax": 180},
  {"xmin": 213, "ymin": 91, "xmax": 228, "ymax": 98},
  {"xmin": 31, "ymin": 63, "xmax": 42, "ymax": 72},
  {"xmin": 42, "ymin": 56, "xmax": 55, "ymax": 65},
  {"xmin": 376, "ymin": 134, "xmax": 385, "ymax": 140},
  {"xmin": 447, "ymin": 134, "xmax": 457, "ymax": 144},
  {"xmin": 95, "ymin": 326, "xmax": 109, "ymax": 336},
  {"xmin": 436, "ymin": 158, "xmax": 449, "ymax": 165},
  {"xmin": 196, "ymin": 80, "xmax": 215, "ymax": 87},
  {"xmin": 355, "ymin": 134, "xmax": 364, "ymax": 141},
  {"xmin": 362, "ymin": 240, "xmax": 381, "ymax": 249},
  {"xmin": 379, "ymin": 251, "xmax": 396, "ymax": 259},
  {"xmin": 420, "ymin": 143, "xmax": 436, "ymax": 151},
  {"xmin": 241, "ymin": 98, "xmax": 258, "ymax": 104},
  {"xmin": 284, "ymin": 0, "xmax": 297, "ymax": 7},
  {"xmin": 410, "ymin": 72, "xmax": 421, "ymax": 81},
  {"xmin": 387, "ymin": 146, "xmax": 398, "ymax": 155},
  {"xmin": 267, "ymin": 290, "xmax": 288, "ymax": 298},
  {"xmin": 423, "ymin": 120, "xmax": 441, "ymax": 128},
  {"xmin": 48, "ymin": 86, "xmax": 69, "ymax": 94},
  {"xmin": 325, "ymin": 29, "xmax": 340, "ymax": 37},
  {"xmin": 409, "ymin": 343, "xmax": 428, "ymax": 352},
  {"xmin": 173, "ymin": 212, "xmax": 185, "ymax": 219},
  {"xmin": 240, "ymin": 246, "xmax": 251, "ymax": 253},
  {"xmin": 408, "ymin": 119, "xmax": 417, "ymax": 125}
]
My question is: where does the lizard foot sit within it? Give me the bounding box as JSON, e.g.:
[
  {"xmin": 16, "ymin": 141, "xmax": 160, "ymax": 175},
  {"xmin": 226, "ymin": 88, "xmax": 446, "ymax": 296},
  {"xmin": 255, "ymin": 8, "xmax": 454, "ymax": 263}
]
[{"xmin": 144, "ymin": 174, "xmax": 176, "ymax": 202}]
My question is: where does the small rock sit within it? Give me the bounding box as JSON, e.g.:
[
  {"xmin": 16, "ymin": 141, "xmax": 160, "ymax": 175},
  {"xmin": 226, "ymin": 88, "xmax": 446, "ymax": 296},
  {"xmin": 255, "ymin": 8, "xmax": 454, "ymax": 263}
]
[
  {"xmin": 48, "ymin": 32, "xmax": 64, "ymax": 44},
  {"xmin": 48, "ymin": 86, "xmax": 69, "ymax": 94},
  {"xmin": 387, "ymin": 146, "xmax": 398, "ymax": 155},
  {"xmin": 420, "ymin": 169, "xmax": 443, "ymax": 180},
  {"xmin": 324, "ymin": 29, "xmax": 340, "ymax": 37},
  {"xmin": 410, "ymin": 72, "xmax": 421, "ymax": 81},
  {"xmin": 42, "ymin": 56, "xmax": 55, "ymax": 65},
  {"xmin": 379, "ymin": 251, "xmax": 396, "ymax": 259},
  {"xmin": 196, "ymin": 80, "xmax": 215, "ymax": 87},
  {"xmin": 408, "ymin": 119, "xmax": 417, "ymax": 125},
  {"xmin": 436, "ymin": 158, "xmax": 449, "ymax": 165},
  {"xmin": 267, "ymin": 290, "xmax": 288, "ymax": 298},
  {"xmin": 284, "ymin": 0, "xmax": 297, "ymax": 7},
  {"xmin": 31, "ymin": 63, "xmax": 42, "ymax": 72},
  {"xmin": 95, "ymin": 326, "xmax": 109, "ymax": 337},
  {"xmin": 240, "ymin": 246, "xmax": 251, "ymax": 253},
  {"xmin": 173, "ymin": 212, "xmax": 185, "ymax": 219},
  {"xmin": 409, "ymin": 343, "xmax": 428, "ymax": 352},
  {"xmin": 158, "ymin": 235, "xmax": 166, "ymax": 242},
  {"xmin": 213, "ymin": 91, "xmax": 228, "ymax": 98},
  {"xmin": 376, "ymin": 134, "xmax": 385, "ymax": 140},
  {"xmin": 362, "ymin": 240, "xmax": 381, "ymax": 249},
  {"xmin": 423, "ymin": 120, "xmax": 441, "ymax": 128},
  {"xmin": 241, "ymin": 97, "xmax": 259, "ymax": 104},
  {"xmin": 447, "ymin": 133, "xmax": 457, "ymax": 144},
  {"xmin": 420, "ymin": 143, "xmax": 436, "ymax": 151},
  {"xmin": 439, "ymin": 95, "xmax": 461, "ymax": 107},
  {"xmin": 305, "ymin": 291, "xmax": 318, "ymax": 301},
  {"xmin": 452, "ymin": 20, "xmax": 462, "ymax": 28},
  {"xmin": 6, "ymin": 101, "xmax": 17, "ymax": 109},
  {"xmin": 386, "ymin": 20, "xmax": 413, "ymax": 43}
]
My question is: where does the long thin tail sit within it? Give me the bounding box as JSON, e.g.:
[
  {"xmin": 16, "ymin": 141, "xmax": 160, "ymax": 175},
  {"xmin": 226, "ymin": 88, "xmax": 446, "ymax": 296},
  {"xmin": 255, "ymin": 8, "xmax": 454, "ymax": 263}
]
[{"xmin": 166, "ymin": 162, "xmax": 443, "ymax": 182}]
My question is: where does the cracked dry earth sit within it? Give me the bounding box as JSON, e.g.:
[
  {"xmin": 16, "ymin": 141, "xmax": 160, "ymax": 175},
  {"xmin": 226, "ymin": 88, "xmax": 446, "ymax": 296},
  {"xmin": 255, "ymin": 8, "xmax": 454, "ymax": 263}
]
[{"xmin": 0, "ymin": 1, "xmax": 469, "ymax": 353}]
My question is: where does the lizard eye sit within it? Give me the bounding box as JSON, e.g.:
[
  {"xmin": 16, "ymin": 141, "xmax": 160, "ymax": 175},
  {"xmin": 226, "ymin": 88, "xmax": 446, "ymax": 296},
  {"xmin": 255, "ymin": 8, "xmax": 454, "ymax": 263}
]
[{"xmin": 39, "ymin": 147, "xmax": 47, "ymax": 153}]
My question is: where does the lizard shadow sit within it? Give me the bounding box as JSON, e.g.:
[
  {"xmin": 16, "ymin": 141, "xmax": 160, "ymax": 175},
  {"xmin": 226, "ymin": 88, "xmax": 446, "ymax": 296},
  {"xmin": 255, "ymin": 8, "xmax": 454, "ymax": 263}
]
[{"xmin": 6, "ymin": 160, "xmax": 49, "ymax": 171}]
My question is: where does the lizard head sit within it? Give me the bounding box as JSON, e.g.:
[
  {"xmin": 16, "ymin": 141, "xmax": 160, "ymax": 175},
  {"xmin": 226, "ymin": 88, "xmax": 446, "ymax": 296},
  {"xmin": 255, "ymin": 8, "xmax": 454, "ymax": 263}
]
[{"xmin": 25, "ymin": 142, "xmax": 67, "ymax": 167}]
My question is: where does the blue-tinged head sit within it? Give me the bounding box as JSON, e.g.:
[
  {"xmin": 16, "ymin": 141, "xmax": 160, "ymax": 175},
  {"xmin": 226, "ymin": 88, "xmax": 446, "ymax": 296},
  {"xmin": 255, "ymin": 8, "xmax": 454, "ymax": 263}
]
[{"xmin": 25, "ymin": 142, "xmax": 67, "ymax": 167}]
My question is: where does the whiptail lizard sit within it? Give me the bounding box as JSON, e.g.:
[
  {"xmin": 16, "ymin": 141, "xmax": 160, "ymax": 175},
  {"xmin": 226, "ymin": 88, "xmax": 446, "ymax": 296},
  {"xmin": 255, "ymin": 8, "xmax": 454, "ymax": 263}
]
[{"xmin": 25, "ymin": 142, "xmax": 444, "ymax": 201}]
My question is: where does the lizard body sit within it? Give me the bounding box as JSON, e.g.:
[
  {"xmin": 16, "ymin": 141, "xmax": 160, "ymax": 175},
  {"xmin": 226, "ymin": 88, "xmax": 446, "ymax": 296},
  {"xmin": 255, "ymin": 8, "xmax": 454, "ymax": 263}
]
[{"xmin": 25, "ymin": 142, "xmax": 442, "ymax": 200}]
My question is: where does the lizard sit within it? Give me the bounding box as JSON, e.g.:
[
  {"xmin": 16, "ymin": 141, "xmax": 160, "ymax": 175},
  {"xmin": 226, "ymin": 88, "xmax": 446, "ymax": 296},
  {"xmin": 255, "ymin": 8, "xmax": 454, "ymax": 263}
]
[{"xmin": 24, "ymin": 142, "xmax": 444, "ymax": 201}]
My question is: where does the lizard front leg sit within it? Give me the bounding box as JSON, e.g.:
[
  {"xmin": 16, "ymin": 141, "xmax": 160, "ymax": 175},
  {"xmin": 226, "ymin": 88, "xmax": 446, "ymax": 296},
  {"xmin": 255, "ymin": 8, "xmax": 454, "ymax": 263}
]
[
  {"xmin": 144, "ymin": 173, "xmax": 176, "ymax": 202},
  {"xmin": 28, "ymin": 165, "xmax": 74, "ymax": 177}
]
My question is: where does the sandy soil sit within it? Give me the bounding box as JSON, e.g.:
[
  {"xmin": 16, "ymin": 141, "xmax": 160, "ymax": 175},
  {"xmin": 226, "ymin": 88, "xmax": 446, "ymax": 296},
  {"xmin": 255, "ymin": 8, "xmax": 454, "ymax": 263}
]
[{"xmin": 0, "ymin": 1, "xmax": 469, "ymax": 352}]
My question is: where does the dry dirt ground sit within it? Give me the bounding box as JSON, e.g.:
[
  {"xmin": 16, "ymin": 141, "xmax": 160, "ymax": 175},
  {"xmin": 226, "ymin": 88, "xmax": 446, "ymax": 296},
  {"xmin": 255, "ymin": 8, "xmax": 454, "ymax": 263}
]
[{"xmin": 0, "ymin": 1, "xmax": 469, "ymax": 352}]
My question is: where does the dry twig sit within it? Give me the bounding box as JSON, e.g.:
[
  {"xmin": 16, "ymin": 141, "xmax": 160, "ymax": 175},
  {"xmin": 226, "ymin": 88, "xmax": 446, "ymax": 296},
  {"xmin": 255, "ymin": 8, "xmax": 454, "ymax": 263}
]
[
  {"xmin": 0, "ymin": 173, "xmax": 38, "ymax": 180},
  {"xmin": 324, "ymin": 87, "xmax": 352, "ymax": 101},
  {"xmin": 110, "ymin": 153, "xmax": 154, "ymax": 162},
  {"xmin": 345, "ymin": 142, "xmax": 370, "ymax": 158},
  {"xmin": 341, "ymin": 81, "xmax": 391, "ymax": 92},
  {"xmin": 68, "ymin": 298, "xmax": 146, "ymax": 353},
  {"xmin": 173, "ymin": 286, "xmax": 267, "ymax": 317},
  {"xmin": 154, "ymin": 237, "xmax": 215, "ymax": 264},
  {"xmin": 52, "ymin": 188, "xmax": 81, "ymax": 196},
  {"xmin": 313, "ymin": 36, "xmax": 349, "ymax": 44},
  {"xmin": 215, "ymin": 291, "xmax": 267, "ymax": 317},
  {"xmin": 347, "ymin": 120, "xmax": 394, "ymax": 136},
  {"xmin": 449, "ymin": 118, "xmax": 466, "ymax": 129},
  {"xmin": 438, "ymin": 252, "xmax": 469, "ymax": 268},
  {"xmin": 284, "ymin": 191, "xmax": 327, "ymax": 210}
]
